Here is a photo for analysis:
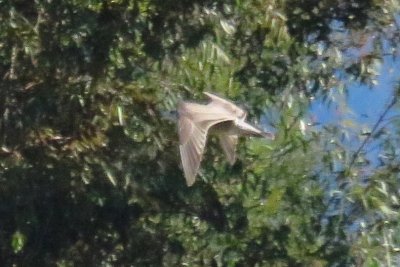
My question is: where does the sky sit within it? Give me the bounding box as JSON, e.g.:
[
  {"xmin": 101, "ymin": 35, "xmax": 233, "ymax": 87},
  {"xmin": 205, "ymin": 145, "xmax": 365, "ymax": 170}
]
[{"xmin": 309, "ymin": 53, "xmax": 400, "ymax": 166}]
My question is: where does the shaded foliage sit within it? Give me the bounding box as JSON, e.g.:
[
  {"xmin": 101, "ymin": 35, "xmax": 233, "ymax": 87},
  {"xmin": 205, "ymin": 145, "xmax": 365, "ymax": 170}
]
[{"xmin": 0, "ymin": 0, "xmax": 400, "ymax": 266}]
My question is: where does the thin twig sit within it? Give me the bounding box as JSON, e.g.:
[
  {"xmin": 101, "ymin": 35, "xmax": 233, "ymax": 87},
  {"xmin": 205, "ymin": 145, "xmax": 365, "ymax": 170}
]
[{"xmin": 348, "ymin": 95, "xmax": 397, "ymax": 169}]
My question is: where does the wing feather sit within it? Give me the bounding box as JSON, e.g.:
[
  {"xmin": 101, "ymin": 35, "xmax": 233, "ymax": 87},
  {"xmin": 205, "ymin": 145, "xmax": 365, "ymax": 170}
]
[
  {"xmin": 179, "ymin": 117, "xmax": 206, "ymax": 186},
  {"xmin": 178, "ymin": 101, "xmax": 234, "ymax": 186},
  {"xmin": 204, "ymin": 92, "xmax": 247, "ymax": 120},
  {"xmin": 219, "ymin": 135, "xmax": 238, "ymax": 165}
]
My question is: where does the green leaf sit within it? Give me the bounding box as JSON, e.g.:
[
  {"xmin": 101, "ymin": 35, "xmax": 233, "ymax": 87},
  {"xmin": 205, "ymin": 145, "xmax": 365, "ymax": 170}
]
[{"xmin": 11, "ymin": 230, "xmax": 26, "ymax": 254}]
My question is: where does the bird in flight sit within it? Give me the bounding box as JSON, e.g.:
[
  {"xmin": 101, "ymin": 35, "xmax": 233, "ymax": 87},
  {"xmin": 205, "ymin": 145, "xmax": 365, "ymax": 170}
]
[{"xmin": 178, "ymin": 92, "xmax": 274, "ymax": 186}]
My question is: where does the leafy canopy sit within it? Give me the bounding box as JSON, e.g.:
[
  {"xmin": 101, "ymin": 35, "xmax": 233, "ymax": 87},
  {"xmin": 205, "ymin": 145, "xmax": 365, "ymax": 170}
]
[{"xmin": 0, "ymin": 0, "xmax": 399, "ymax": 266}]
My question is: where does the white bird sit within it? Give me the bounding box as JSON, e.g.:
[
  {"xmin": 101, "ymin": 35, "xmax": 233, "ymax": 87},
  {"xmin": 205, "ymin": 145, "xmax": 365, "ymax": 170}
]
[{"xmin": 178, "ymin": 92, "xmax": 274, "ymax": 186}]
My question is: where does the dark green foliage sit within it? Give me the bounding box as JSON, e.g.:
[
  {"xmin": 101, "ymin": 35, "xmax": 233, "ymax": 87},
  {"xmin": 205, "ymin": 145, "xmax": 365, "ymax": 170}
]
[{"xmin": 0, "ymin": 0, "xmax": 399, "ymax": 266}]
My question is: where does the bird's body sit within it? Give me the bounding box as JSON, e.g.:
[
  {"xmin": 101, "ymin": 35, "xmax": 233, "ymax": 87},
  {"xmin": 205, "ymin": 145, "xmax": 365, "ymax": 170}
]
[{"xmin": 178, "ymin": 92, "xmax": 274, "ymax": 186}]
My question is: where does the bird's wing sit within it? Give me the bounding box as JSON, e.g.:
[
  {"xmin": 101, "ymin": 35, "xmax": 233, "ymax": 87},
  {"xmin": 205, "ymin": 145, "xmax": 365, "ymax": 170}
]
[
  {"xmin": 179, "ymin": 115, "xmax": 206, "ymax": 186},
  {"xmin": 178, "ymin": 102, "xmax": 235, "ymax": 186},
  {"xmin": 218, "ymin": 135, "xmax": 238, "ymax": 165},
  {"xmin": 204, "ymin": 92, "xmax": 247, "ymax": 120}
]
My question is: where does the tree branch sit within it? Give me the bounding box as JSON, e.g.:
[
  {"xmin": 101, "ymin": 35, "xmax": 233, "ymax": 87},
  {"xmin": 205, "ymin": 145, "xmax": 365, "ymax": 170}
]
[{"xmin": 348, "ymin": 95, "xmax": 397, "ymax": 169}]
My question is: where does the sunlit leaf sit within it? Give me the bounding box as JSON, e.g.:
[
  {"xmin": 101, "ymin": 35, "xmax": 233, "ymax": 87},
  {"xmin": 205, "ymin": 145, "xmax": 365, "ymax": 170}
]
[{"xmin": 11, "ymin": 231, "xmax": 26, "ymax": 254}]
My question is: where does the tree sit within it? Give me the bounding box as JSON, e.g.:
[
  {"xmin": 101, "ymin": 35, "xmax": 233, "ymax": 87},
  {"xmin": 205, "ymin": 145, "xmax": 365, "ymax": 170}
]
[{"xmin": 0, "ymin": 0, "xmax": 399, "ymax": 266}]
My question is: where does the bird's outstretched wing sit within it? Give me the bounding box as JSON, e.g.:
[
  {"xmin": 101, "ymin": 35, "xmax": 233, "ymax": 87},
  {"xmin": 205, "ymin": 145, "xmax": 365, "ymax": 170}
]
[
  {"xmin": 178, "ymin": 100, "xmax": 237, "ymax": 186},
  {"xmin": 204, "ymin": 92, "xmax": 247, "ymax": 120},
  {"xmin": 179, "ymin": 115, "xmax": 206, "ymax": 186}
]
